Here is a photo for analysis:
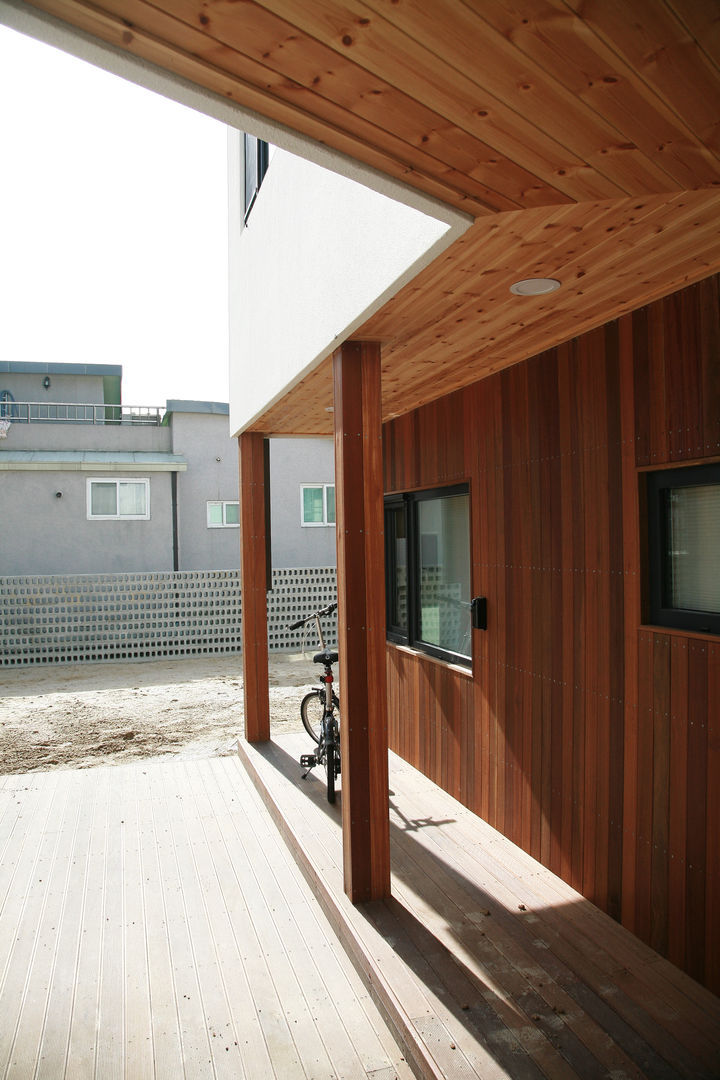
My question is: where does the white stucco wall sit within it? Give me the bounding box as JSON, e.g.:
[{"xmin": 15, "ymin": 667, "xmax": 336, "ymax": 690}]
[{"xmin": 229, "ymin": 140, "xmax": 467, "ymax": 436}]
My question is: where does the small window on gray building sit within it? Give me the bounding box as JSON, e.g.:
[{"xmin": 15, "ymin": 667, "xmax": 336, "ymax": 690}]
[
  {"xmin": 87, "ymin": 478, "xmax": 149, "ymax": 520},
  {"xmin": 207, "ymin": 501, "xmax": 240, "ymax": 527},
  {"xmin": 301, "ymin": 484, "xmax": 335, "ymax": 526}
]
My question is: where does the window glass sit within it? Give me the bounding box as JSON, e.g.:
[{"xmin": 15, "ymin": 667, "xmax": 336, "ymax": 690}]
[
  {"xmin": 387, "ymin": 504, "xmax": 408, "ymax": 632},
  {"xmin": 326, "ymin": 485, "xmax": 336, "ymax": 525},
  {"xmin": 91, "ymin": 482, "xmax": 117, "ymax": 517},
  {"xmin": 88, "ymin": 479, "xmax": 149, "ymax": 519},
  {"xmin": 384, "ymin": 484, "xmax": 471, "ymax": 665},
  {"xmin": 244, "ymin": 134, "xmax": 269, "ymax": 221},
  {"xmin": 207, "ymin": 501, "xmax": 239, "ymax": 527},
  {"xmin": 118, "ymin": 481, "xmax": 146, "ymax": 517},
  {"xmin": 417, "ymin": 494, "xmax": 471, "ymax": 657},
  {"xmin": 665, "ymin": 484, "xmax": 720, "ymax": 613},
  {"xmin": 303, "ymin": 486, "xmax": 324, "ymax": 524},
  {"xmin": 207, "ymin": 502, "xmax": 223, "ymax": 526},
  {"xmin": 647, "ymin": 463, "xmax": 720, "ymax": 634}
]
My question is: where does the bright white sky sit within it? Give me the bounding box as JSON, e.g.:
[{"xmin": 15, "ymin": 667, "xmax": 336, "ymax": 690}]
[{"xmin": 0, "ymin": 24, "xmax": 230, "ymax": 407}]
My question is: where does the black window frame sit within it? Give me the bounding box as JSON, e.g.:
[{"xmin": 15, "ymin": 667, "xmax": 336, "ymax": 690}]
[
  {"xmin": 243, "ymin": 134, "xmax": 269, "ymax": 223},
  {"xmin": 646, "ymin": 462, "xmax": 720, "ymax": 635},
  {"xmin": 384, "ymin": 483, "xmax": 471, "ymax": 667}
]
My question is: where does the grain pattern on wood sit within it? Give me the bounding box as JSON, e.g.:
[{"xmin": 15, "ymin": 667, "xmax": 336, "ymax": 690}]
[
  {"xmin": 333, "ymin": 340, "xmax": 391, "ymax": 902},
  {"xmin": 27, "ymin": 0, "xmax": 720, "ymax": 210},
  {"xmin": 0, "ymin": 759, "xmax": 411, "ymax": 1080},
  {"xmin": 383, "ymin": 273, "xmax": 720, "ymax": 993},
  {"xmin": 241, "ymin": 732, "xmax": 720, "ymax": 1080},
  {"xmin": 250, "ymin": 190, "xmax": 720, "ymax": 436},
  {"xmin": 239, "ymin": 432, "xmax": 270, "ymax": 742},
  {"xmin": 17, "ymin": 0, "xmax": 720, "ymax": 443}
]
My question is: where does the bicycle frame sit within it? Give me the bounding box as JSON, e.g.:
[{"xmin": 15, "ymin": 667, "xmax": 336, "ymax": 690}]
[{"xmin": 290, "ymin": 602, "xmax": 341, "ymax": 803}]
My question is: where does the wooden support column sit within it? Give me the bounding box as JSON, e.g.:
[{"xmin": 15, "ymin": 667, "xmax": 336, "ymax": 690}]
[
  {"xmin": 333, "ymin": 340, "xmax": 391, "ymax": 902},
  {"xmin": 239, "ymin": 432, "xmax": 270, "ymax": 743}
]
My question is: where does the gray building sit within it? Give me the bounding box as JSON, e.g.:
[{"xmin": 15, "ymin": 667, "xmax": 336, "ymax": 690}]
[
  {"xmin": 269, "ymin": 438, "xmax": 336, "ymax": 570},
  {"xmin": 0, "ymin": 362, "xmax": 335, "ymax": 575}
]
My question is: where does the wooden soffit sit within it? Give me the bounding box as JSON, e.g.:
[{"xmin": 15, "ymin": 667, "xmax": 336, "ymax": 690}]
[
  {"xmin": 17, "ymin": 0, "xmax": 720, "ymax": 432},
  {"xmin": 254, "ymin": 186, "xmax": 720, "ymax": 434}
]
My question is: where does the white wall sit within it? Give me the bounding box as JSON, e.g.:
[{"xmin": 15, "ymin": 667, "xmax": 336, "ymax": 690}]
[{"xmin": 228, "ymin": 139, "xmax": 467, "ymax": 436}]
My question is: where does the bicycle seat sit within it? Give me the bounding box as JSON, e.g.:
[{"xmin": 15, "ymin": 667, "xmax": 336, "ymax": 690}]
[{"xmin": 313, "ymin": 650, "xmax": 338, "ymax": 666}]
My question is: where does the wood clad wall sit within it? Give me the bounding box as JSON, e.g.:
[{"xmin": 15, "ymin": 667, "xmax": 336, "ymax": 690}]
[{"xmin": 383, "ymin": 273, "xmax": 720, "ymax": 992}]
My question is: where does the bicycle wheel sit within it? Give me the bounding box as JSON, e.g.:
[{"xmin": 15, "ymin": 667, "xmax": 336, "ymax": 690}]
[
  {"xmin": 301, "ymin": 691, "xmax": 339, "ymax": 744},
  {"xmin": 325, "ymin": 740, "xmax": 336, "ymax": 803},
  {"xmin": 300, "ymin": 691, "xmax": 323, "ymax": 743}
]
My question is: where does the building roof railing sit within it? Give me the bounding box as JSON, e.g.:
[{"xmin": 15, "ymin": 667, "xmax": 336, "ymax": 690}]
[{"xmin": 0, "ymin": 402, "xmax": 165, "ymax": 426}]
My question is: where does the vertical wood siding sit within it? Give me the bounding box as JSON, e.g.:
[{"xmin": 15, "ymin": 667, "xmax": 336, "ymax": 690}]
[{"xmin": 383, "ymin": 274, "xmax": 720, "ymax": 992}]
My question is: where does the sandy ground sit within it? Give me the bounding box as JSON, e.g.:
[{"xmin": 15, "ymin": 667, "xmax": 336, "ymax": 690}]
[{"xmin": 0, "ymin": 653, "xmax": 325, "ymax": 775}]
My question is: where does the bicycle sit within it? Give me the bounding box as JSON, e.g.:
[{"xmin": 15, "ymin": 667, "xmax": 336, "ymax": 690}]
[{"xmin": 288, "ymin": 601, "xmax": 341, "ymax": 804}]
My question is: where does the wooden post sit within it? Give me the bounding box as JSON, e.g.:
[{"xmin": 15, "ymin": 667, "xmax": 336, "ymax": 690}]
[
  {"xmin": 333, "ymin": 340, "xmax": 391, "ymax": 902},
  {"xmin": 239, "ymin": 432, "xmax": 270, "ymax": 743}
]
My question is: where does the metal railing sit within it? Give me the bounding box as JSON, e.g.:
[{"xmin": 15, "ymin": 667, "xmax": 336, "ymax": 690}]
[{"xmin": 0, "ymin": 402, "xmax": 165, "ymax": 425}]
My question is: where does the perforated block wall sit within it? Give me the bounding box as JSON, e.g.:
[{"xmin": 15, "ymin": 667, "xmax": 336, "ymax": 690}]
[
  {"xmin": 0, "ymin": 568, "xmax": 337, "ymax": 666},
  {"xmin": 268, "ymin": 567, "xmax": 338, "ymax": 654}
]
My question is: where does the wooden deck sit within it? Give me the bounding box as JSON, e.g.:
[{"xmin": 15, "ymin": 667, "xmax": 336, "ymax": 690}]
[
  {"xmin": 238, "ymin": 733, "xmax": 720, "ymax": 1080},
  {"xmin": 0, "ymin": 756, "xmax": 412, "ymax": 1079}
]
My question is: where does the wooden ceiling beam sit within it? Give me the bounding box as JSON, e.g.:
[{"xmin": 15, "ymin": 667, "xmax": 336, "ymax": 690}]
[
  {"xmin": 271, "ymin": 0, "xmax": 720, "ymax": 193},
  {"xmin": 161, "ymin": 0, "xmax": 534, "ymax": 211},
  {"xmin": 257, "ymin": 0, "xmax": 635, "ymax": 202},
  {"xmin": 358, "ymin": 0, "xmax": 689, "ymax": 195},
  {"xmin": 664, "ymin": 0, "xmax": 720, "ymax": 74},
  {"xmin": 461, "ymin": 0, "xmax": 720, "ymax": 186},
  {"xmin": 561, "ymin": 0, "xmax": 720, "ymax": 152}
]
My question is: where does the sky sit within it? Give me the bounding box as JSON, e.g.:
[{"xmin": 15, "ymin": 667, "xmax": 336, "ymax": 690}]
[{"xmin": 0, "ymin": 24, "xmax": 230, "ymax": 407}]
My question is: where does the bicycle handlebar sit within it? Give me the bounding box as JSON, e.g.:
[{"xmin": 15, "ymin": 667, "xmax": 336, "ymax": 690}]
[{"xmin": 288, "ymin": 601, "xmax": 337, "ymax": 630}]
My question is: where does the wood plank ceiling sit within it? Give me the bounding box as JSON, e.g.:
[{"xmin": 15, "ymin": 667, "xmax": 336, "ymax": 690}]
[{"xmin": 22, "ymin": 0, "xmax": 720, "ymax": 432}]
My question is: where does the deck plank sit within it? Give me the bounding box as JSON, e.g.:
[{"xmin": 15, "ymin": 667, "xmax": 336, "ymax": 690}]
[
  {"xmin": 0, "ymin": 755, "xmax": 411, "ymax": 1079},
  {"xmin": 208, "ymin": 756, "xmax": 380, "ymax": 1079},
  {"xmin": 65, "ymin": 769, "xmax": 116, "ymax": 1080},
  {"xmin": 212, "ymin": 757, "xmax": 411, "ymax": 1079},
  {"xmin": 4, "ymin": 772, "xmax": 86, "ymax": 1079},
  {"xmin": 238, "ymin": 733, "xmax": 720, "ymax": 1080},
  {"xmin": 167, "ymin": 761, "xmax": 274, "ymax": 1080},
  {"xmin": 34, "ymin": 770, "xmax": 103, "ymax": 1080},
  {"xmin": 391, "ymin": 759, "xmax": 720, "ymax": 1073},
  {"xmin": 95, "ymin": 764, "xmax": 129, "ymax": 1080},
  {"xmin": 0, "ymin": 773, "xmax": 73, "ymax": 1077}
]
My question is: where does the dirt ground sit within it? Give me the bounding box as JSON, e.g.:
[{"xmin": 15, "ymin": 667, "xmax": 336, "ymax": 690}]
[{"xmin": 0, "ymin": 652, "xmax": 324, "ymax": 775}]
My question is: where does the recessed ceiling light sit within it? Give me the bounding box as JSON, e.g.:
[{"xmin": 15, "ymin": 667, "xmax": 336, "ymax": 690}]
[{"xmin": 510, "ymin": 277, "xmax": 562, "ymax": 296}]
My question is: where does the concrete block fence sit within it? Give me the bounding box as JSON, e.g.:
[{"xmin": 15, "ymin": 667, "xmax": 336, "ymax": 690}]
[{"xmin": 0, "ymin": 567, "xmax": 337, "ymax": 666}]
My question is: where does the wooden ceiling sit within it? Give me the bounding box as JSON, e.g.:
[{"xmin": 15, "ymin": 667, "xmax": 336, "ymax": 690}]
[{"xmin": 21, "ymin": 0, "xmax": 720, "ymax": 432}]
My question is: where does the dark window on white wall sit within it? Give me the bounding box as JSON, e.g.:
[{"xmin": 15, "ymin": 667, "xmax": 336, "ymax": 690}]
[
  {"xmin": 244, "ymin": 134, "xmax": 269, "ymax": 223},
  {"xmin": 385, "ymin": 484, "xmax": 471, "ymax": 665},
  {"xmin": 647, "ymin": 463, "xmax": 720, "ymax": 634}
]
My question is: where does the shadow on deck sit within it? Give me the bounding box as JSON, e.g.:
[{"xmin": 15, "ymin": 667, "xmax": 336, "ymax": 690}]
[{"xmin": 238, "ymin": 732, "xmax": 720, "ymax": 1080}]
